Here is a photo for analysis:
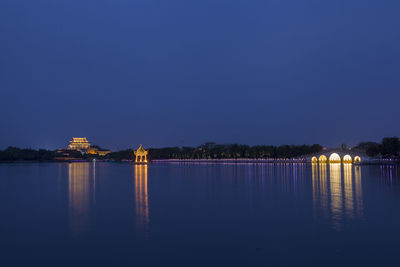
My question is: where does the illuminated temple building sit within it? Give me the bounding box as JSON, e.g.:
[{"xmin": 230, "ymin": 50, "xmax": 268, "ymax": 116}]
[
  {"xmin": 68, "ymin": 138, "xmax": 91, "ymax": 150},
  {"xmin": 67, "ymin": 137, "xmax": 111, "ymax": 155},
  {"xmin": 55, "ymin": 137, "xmax": 111, "ymax": 160}
]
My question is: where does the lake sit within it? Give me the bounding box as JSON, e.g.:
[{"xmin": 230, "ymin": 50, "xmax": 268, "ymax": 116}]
[{"xmin": 0, "ymin": 162, "xmax": 399, "ymax": 266}]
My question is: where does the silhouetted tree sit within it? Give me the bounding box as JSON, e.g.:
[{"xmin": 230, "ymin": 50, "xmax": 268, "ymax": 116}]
[
  {"xmin": 381, "ymin": 137, "xmax": 400, "ymax": 157},
  {"xmin": 356, "ymin": 137, "xmax": 400, "ymax": 158},
  {"xmin": 0, "ymin": 147, "xmax": 56, "ymax": 161},
  {"xmin": 366, "ymin": 144, "xmax": 381, "ymax": 157}
]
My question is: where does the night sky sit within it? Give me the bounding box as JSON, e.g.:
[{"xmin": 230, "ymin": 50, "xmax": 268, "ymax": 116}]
[{"xmin": 1, "ymin": 0, "xmax": 399, "ymax": 150}]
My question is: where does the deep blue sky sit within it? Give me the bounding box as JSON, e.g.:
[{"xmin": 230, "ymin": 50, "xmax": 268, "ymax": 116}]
[{"xmin": 1, "ymin": 0, "xmax": 399, "ymax": 150}]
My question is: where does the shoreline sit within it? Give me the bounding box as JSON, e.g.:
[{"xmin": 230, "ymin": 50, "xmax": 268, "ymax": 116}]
[
  {"xmin": 152, "ymin": 158, "xmax": 400, "ymax": 165},
  {"xmin": 0, "ymin": 158, "xmax": 399, "ymax": 165}
]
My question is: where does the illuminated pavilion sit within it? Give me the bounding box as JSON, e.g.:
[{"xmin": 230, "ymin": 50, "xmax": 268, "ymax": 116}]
[
  {"xmin": 68, "ymin": 137, "xmax": 91, "ymax": 150},
  {"xmin": 134, "ymin": 145, "xmax": 148, "ymax": 163}
]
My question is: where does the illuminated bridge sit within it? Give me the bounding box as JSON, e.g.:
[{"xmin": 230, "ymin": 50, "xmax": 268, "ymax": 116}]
[{"xmin": 306, "ymin": 149, "xmax": 368, "ymax": 164}]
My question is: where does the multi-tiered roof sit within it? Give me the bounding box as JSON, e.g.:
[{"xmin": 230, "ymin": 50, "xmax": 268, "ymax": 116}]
[{"xmin": 68, "ymin": 137, "xmax": 91, "ymax": 150}]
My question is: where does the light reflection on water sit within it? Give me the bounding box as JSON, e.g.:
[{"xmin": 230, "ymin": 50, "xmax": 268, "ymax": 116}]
[
  {"xmin": 66, "ymin": 162, "xmax": 367, "ymax": 236},
  {"xmin": 312, "ymin": 163, "xmax": 363, "ymax": 230},
  {"xmin": 5, "ymin": 162, "xmax": 400, "ymax": 265},
  {"xmin": 135, "ymin": 164, "xmax": 149, "ymax": 237},
  {"xmin": 343, "ymin": 164, "xmax": 354, "ymax": 219},
  {"xmin": 68, "ymin": 162, "xmax": 95, "ymax": 236},
  {"xmin": 355, "ymin": 165, "xmax": 363, "ymax": 218},
  {"xmin": 66, "ymin": 161, "xmax": 368, "ymax": 237},
  {"xmin": 68, "ymin": 163, "xmax": 150, "ymax": 237},
  {"xmin": 330, "ymin": 163, "xmax": 342, "ymax": 230},
  {"xmin": 380, "ymin": 165, "xmax": 399, "ymax": 184}
]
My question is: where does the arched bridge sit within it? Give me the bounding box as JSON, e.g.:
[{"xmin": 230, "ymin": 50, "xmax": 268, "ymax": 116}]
[{"xmin": 305, "ymin": 149, "xmax": 368, "ymax": 164}]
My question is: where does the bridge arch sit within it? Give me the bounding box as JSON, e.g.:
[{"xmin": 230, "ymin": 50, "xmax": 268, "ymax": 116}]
[
  {"xmin": 311, "ymin": 156, "xmax": 318, "ymax": 163},
  {"xmin": 354, "ymin": 156, "xmax": 361, "ymax": 163},
  {"xmin": 318, "ymin": 155, "xmax": 327, "ymax": 163},
  {"xmin": 329, "ymin": 153, "xmax": 341, "ymax": 163},
  {"xmin": 343, "ymin": 155, "xmax": 352, "ymax": 163}
]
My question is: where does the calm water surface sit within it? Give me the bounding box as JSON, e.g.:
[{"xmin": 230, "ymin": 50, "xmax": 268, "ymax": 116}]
[{"xmin": 0, "ymin": 162, "xmax": 400, "ymax": 266}]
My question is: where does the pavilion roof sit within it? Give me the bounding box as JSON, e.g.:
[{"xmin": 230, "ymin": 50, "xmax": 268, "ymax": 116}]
[{"xmin": 136, "ymin": 144, "xmax": 146, "ymax": 153}]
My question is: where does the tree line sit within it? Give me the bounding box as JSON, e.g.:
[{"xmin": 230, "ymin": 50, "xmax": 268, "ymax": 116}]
[
  {"xmin": 356, "ymin": 137, "xmax": 400, "ymax": 158},
  {"xmin": 146, "ymin": 143, "xmax": 323, "ymax": 160},
  {"xmin": 0, "ymin": 143, "xmax": 323, "ymax": 162},
  {"xmin": 0, "ymin": 137, "xmax": 398, "ymax": 162},
  {"xmin": 0, "ymin": 147, "xmax": 56, "ymax": 161}
]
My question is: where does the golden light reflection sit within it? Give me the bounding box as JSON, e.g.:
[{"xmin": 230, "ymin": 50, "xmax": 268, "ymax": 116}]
[
  {"xmin": 312, "ymin": 163, "xmax": 363, "ymax": 231},
  {"xmin": 343, "ymin": 163, "xmax": 354, "ymax": 218},
  {"xmin": 354, "ymin": 166, "xmax": 363, "ymax": 217},
  {"xmin": 312, "ymin": 163, "xmax": 318, "ymax": 214},
  {"xmin": 135, "ymin": 164, "xmax": 149, "ymax": 236},
  {"xmin": 68, "ymin": 162, "xmax": 93, "ymax": 236},
  {"xmin": 312, "ymin": 164, "xmax": 329, "ymax": 218},
  {"xmin": 329, "ymin": 163, "xmax": 342, "ymax": 230},
  {"xmin": 318, "ymin": 163, "xmax": 328, "ymax": 216}
]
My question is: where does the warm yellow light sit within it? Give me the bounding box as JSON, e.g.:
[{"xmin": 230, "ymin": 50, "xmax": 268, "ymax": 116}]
[
  {"xmin": 135, "ymin": 164, "xmax": 149, "ymax": 233},
  {"xmin": 311, "ymin": 156, "xmax": 318, "ymax": 163},
  {"xmin": 134, "ymin": 145, "xmax": 149, "ymax": 163},
  {"xmin": 343, "ymin": 155, "xmax": 352, "ymax": 164},
  {"xmin": 329, "ymin": 163, "xmax": 342, "ymax": 230},
  {"xmin": 329, "ymin": 153, "xmax": 341, "ymax": 163},
  {"xmin": 97, "ymin": 150, "xmax": 111, "ymax": 156},
  {"xmin": 68, "ymin": 137, "xmax": 91, "ymax": 150},
  {"xmin": 354, "ymin": 156, "xmax": 361, "ymax": 163},
  {"xmin": 318, "ymin": 155, "xmax": 327, "ymax": 163}
]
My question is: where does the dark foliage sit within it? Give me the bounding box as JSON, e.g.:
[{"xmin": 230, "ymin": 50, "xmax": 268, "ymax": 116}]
[
  {"xmin": 106, "ymin": 149, "xmax": 134, "ymax": 161},
  {"xmin": 356, "ymin": 137, "xmax": 400, "ymax": 158},
  {"xmin": 366, "ymin": 145, "xmax": 381, "ymax": 157},
  {"xmin": 0, "ymin": 147, "xmax": 56, "ymax": 161},
  {"xmin": 5, "ymin": 136, "xmax": 398, "ymax": 162},
  {"xmin": 146, "ymin": 143, "xmax": 323, "ymax": 160},
  {"xmin": 91, "ymin": 144, "xmax": 110, "ymax": 151},
  {"xmin": 356, "ymin": 142, "xmax": 380, "ymax": 151},
  {"xmin": 381, "ymin": 137, "xmax": 400, "ymax": 157}
]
